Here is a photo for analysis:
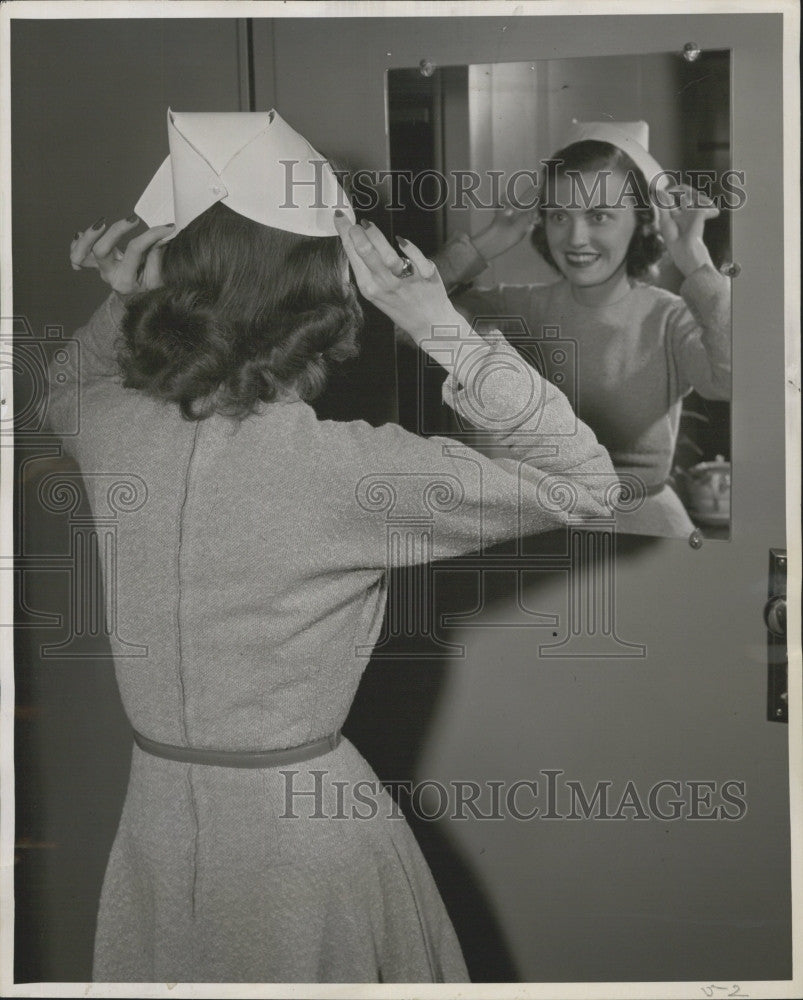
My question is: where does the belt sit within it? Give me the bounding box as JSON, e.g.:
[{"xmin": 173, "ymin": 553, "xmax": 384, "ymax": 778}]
[{"xmin": 132, "ymin": 729, "xmax": 342, "ymax": 769}]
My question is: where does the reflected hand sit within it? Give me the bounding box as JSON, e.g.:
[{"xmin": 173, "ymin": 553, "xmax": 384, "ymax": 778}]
[
  {"xmin": 659, "ymin": 184, "xmax": 719, "ymax": 277},
  {"xmin": 70, "ymin": 216, "xmax": 175, "ymax": 297},
  {"xmin": 471, "ymin": 184, "xmax": 540, "ymax": 261},
  {"xmin": 334, "ymin": 213, "xmax": 468, "ymax": 346}
]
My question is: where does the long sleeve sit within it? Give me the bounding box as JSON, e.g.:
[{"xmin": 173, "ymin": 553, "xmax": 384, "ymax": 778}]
[
  {"xmin": 72, "ymin": 292, "xmax": 126, "ymax": 378},
  {"xmin": 46, "ymin": 292, "xmax": 127, "ymax": 442},
  {"xmin": 433, "ymin": 234, "xmax": 545, "ymax": 340},
  {"xmin": 329, "ymin": 330, "xmax": 617, "ymax": 572},
  {"xmin": 432, "ymin": 231, "xmax": 489, "ymax": 293},
  {"xmin": 441, "ymin": 332, "xmax": 610, "ymax": 475},
  {"xmin": 667, "ymin": 264, "xmax": 731, "ymax": 400}
]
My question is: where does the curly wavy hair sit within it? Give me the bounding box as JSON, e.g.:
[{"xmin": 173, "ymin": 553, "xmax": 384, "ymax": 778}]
[
  {"xmin": 119, "ymin": 203, "xmax": 362, "ymax": 421},
  {"xmin": 530, "ymin": 140, "xmax": 665, "ymax": 279}
]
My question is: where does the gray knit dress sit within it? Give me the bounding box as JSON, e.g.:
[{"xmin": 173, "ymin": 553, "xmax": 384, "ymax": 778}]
[{"xmin": 48, "ymin": 293, "xmax": 613, "ymax": 983}]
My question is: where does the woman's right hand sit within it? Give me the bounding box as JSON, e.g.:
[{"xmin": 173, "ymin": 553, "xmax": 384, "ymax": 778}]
[
  {"xmin": 70, "ymin": 216, "xmax": 175, "ymax": 297},
  {"xmin": 334, "ymin": 213, "xmax": 470, "ymax": 346}
]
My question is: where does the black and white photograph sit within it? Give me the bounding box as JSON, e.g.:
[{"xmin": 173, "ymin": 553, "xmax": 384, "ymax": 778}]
[{"xmin": 0, "ymin": 2, "xmax": 800, "ymax": 997}]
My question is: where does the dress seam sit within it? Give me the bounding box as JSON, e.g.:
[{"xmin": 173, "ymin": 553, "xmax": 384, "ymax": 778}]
[
  {"xmin": 185, "ymin": 767, "xmax": 201, "ymax": 919},
  {"xmin": 176, "ymin": 423, "xmax": 201, "ymax": 745}
]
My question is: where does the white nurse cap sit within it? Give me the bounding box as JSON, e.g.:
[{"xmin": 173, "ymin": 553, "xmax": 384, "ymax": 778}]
[
  {"xmin": 557, "ymin": 120, "xmax": 672, "ymax": 208},
  {"xmin": 135, "ymin": 109, "xmax": 355, "ymax": 239}
]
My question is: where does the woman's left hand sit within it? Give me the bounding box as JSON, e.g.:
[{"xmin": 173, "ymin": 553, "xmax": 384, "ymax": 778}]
[{"xmin": 658, "ymin": 184, "xmax": 720, "ymax": 277}]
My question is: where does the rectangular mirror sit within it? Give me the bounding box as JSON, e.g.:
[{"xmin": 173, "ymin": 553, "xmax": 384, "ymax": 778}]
[{"xmin": 388, "ymin": 52, "xmax": 733, "ymax": 540}]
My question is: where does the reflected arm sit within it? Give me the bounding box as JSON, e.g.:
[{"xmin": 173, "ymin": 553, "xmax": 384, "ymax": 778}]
[{"xmin": 669, "ymin": 264, "xmax": 732, "ymax": 400}]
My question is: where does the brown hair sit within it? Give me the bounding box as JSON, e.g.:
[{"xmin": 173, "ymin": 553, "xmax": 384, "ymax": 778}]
[{"xmin": 119, "ymin": 203, "xmax": 362, "ymax": 420}]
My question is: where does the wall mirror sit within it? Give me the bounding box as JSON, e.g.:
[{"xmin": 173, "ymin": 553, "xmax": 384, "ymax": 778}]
[{"xmin": 387, "ymin": 51, "xmax": 732, "ymax": 540}]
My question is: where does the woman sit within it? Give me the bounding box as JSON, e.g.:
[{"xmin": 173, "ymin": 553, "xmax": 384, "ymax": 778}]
[
  {"xmin": 435, "ymin": 121, "xmax": 731, "ymax": 538},
  {"xmin": 53, "ymin": 110, "xmax": 615, "ymax": 983}
]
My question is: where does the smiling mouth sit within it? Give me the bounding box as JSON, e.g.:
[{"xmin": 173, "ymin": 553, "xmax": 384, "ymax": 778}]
[{"xmin": 563, "ymin": 251, "xmax": 601, "ymax": 267}]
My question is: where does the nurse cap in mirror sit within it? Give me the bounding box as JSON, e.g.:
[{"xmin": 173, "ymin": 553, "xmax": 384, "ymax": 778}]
[
  {"xmin": 560, "ymin": 120, "xmax": 671, "ymax": 210},
  {"xmin": 135, "ymin": 109, "xmax": 355, "ymax": 239}
]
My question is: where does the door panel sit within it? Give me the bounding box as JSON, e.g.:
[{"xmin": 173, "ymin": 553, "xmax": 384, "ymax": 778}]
[{"xmin": 254, "ymin": 12, "xmax": 793, "ymax": 984}]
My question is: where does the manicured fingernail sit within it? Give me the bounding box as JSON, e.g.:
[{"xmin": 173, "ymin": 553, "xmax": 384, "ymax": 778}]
[
  {"xmin": 72, "ymin": 232, "xmax": 80, "ymax": 241},
  {"xmin": 126, "ymin": 213, "xmax": 138, "ymax": 223},
  {"xmin": 334, "ymin": 209, "xmax": 345, "ymax": 218},
  {"xmin": 359, "ymin": 219, "xmax": 372, "ymax": 229},
  {"xmin": 396, "ymin": 236, "xmax": 409, "ymax": 247},
  {"xmin": 91, "ymin": 216, "xmax": 106, "ymax": 230}
]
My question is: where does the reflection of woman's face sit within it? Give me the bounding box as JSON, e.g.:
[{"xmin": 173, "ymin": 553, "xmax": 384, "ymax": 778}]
[{"xmin": 544, "ymin": 168, "xmax": 637, "ymax": 293}]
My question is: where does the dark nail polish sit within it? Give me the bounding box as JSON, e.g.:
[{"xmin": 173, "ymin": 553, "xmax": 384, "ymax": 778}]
[
  {"xmin": 334, "ymin": 209, "xmax": 345, "ymax": 217},
  {"xmin": 72, "ymin": 232, "xmax": 80, "ymax": 241},
  {"xmin": 126, "ymin": 213, "xmax": 139, "ymax": 223},
  {"xmin": 396, "ymin": 236, "xmax": 409, "ymax": 247},
  {"xmin": 91, "ymin": 216, "xmax": 106, "ymax": 230},
  {"xmin": 359, "ymin": 219, "xmax": 372, "ymax": 229}
]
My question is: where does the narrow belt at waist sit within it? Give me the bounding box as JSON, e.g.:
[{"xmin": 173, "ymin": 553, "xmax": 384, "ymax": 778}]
[{"xmin": 132, "ymin": 729, "xmax": 342, "ymax": 769}]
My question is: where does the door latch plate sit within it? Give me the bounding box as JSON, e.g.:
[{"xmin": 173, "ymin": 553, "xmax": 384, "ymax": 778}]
[{"xmin": 766, "ymin": 548, "xmax": 787, "ymax": 723}]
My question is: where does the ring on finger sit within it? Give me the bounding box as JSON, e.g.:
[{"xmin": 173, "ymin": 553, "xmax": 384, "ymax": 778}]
[{"xmin": 396, "ymin": 257, "xmax": 415, "ymax": 279}]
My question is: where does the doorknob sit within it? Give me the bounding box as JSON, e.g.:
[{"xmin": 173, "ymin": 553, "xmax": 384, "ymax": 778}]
[
  {"xmin": 764, "ymin": 595, "xmax": 787, "ymax": 637},
  {"xmin": 766, "ymin": 549, "xmax": 787, "ymax": 723}
]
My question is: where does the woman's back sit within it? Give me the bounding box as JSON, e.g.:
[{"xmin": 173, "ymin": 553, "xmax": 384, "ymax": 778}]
[
  {"xmin": 74, "ymin": 378, "xmax": 381, "ymax": 749},
  {"xmin": 63, "ymin": 298, "xmax": 476, "ymax": 983}
]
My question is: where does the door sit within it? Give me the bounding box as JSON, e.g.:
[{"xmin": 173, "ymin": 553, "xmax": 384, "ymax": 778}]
[{"xmin": 253, "ymin": 10, "xmax": 797, "ymax": 988}]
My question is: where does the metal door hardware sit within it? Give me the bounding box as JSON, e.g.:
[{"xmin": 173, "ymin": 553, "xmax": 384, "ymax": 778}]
[{"xmin": 765, "ymin": 548, "xmax": 787, "ymax": 722}]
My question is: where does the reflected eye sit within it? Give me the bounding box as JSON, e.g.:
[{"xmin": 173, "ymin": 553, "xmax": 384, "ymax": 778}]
[
  {"xmin": 547, "ymin": 211, "xmax": 567, "ymax": 224},
  {"xmin": 591, "ymin": 211, "xmax": 610, "ymax": 223}
]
